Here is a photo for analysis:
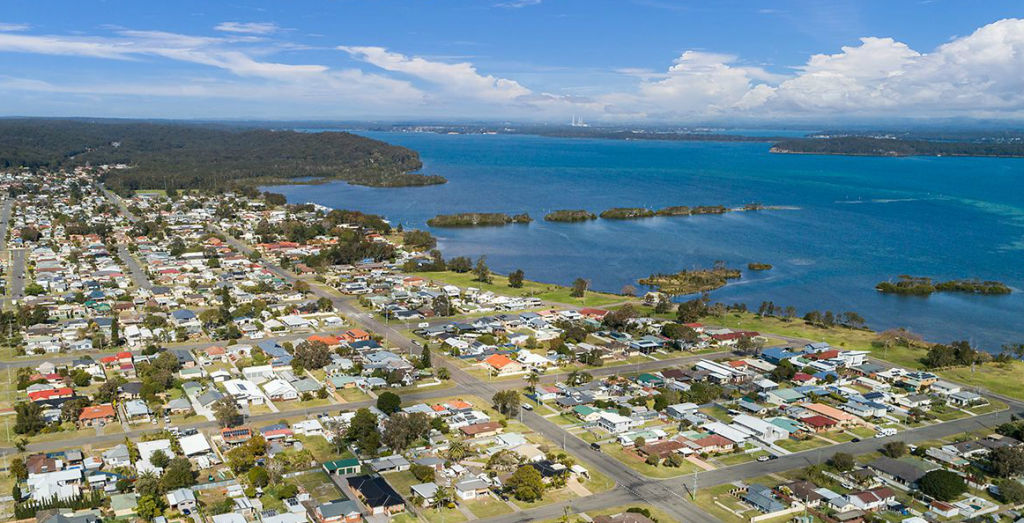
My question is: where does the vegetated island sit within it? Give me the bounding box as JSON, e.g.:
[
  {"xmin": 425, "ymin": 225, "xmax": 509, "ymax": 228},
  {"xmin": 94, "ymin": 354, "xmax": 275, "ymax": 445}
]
[
  {"xmin": 599, "ymin": 203, "xmax": 775, "ymax": 220},
  {"xmin": 426, "ymin": 212, "xmax": 532, "ymax": 228},
  {"xmin": 544, "ymin": 209, "xmax": 597, "ymax": 222},
  {"xmin": 0, "ymin": 118, "xmax": 447, "ymax": 192},
  {"xmin": 747, "ymin": 263, "xmax": 773, "ymax": 271},
  {"xmin": 770, "ymin": 136, "xmax": 1024, "ymax": 158},
  {"xmin": 876, "ymin": 275, "xmax": 1012, "ymax": 296},
  {"xmin": 638, "ymin": 266, "xmax": 742, "ymax": 295}
]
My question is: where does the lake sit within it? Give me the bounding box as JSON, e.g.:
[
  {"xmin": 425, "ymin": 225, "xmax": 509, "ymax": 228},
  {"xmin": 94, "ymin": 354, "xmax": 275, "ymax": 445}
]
[{"xmin": 264, "ymin": 131, "xmax": 1024, "ymax": 351}]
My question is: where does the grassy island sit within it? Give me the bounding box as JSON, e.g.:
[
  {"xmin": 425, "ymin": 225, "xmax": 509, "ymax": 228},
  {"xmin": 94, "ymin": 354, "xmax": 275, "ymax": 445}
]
[
  {"xmin": 876, "ymin": 275, "xmax": 1011, "ymax": 296},
  {"xmin": 638, "ymin": 266, "xmax": 741, "ymax": 295},
  {"xmin": 544, "ymin": 209, "xmax": 597, "ymax": 222},
  {"xmin": 656, "ymin": 205, "xmax": 729, "ymax": 216},
  {"xmin": 426, "ymin": 212, "xmax": 532, "ymax": 227},
  {"xmin": 599, "ymin": 207, "xmax": 656, "ymax": 220},
  {"xmin": 747, "ymin": 263, "xmax": 773, "ymax": 271}
]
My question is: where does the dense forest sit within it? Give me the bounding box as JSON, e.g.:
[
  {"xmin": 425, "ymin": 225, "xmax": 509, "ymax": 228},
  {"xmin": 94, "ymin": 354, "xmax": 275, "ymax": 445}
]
[
  {"xmin": 0, "ymin": 119, "xmax": 445, "ymax": 192},
  {"xmin": 771, "ymin": 136, "xmax": 1024, "ymax": 157},
  {"xmin": 426, "ymin": 212, "xmax": 532, "ymax": 227}
]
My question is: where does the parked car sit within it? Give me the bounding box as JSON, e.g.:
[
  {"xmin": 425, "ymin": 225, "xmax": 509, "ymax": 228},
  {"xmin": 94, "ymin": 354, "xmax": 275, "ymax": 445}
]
[
  {"xmin": 591, "ymin": 442, "xmax": 601, "ymax": 451},
  {"xmin": 757, "ymin": 455, "xmax": 770, "ymax": 462},
  {"xmin": 522, "ymin": 403, "xmax": 533, "ymax": 411}
]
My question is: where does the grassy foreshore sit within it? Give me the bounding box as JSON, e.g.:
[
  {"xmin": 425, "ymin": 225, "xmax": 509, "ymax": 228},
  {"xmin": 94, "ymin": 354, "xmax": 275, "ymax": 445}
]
[
  {"xmin": 416, "ymin": 270, "xmax": 626, "ymax": 307},
  {"xmin": 707, "ymin": 311, "xmax": 1024, "ymax": 400}
]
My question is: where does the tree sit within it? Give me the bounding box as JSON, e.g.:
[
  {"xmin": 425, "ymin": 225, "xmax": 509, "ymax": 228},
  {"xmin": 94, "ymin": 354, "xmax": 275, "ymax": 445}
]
[
  {"xmin": 770, "ymin": 359, "xmax": 797, "ymax": 382},
  {"xmin": 508, "ymin": 269, "xmax": 525, "ymax": 288},
  {"xmin": 676, "ymin": 297, "xmax": 708, "ymax": 323},
  {"xmin": 247, "ymin": 466, "xmax": 270, "ymax": 488},
  {"xmin": 9, "ymin": 457, "xmax": 27, "ymax": 481},
  {"xmin": 525, "ymin": 372, "xmax": 540, "ymax": 393},
  {"xmin": 492, "ymin": 390, "xmax": 521, "ymax": 417},
  {"xmin": 919, "ymin": 470, "xmax": 966, "ymax": 501},
  {"xmin": 377, "ymin": 391, "xmax": 402, "ymax": 414},
  {"xmin": 150, "ymin": 449, "xmax": 171, "ymax": 469},
  {"xmin": 570, "ymin": 278, "xmax": 588, "ymax": 298},
  {"xmin": 566, "ymin": 370, "xmax": 593, "ymax": 386},
  {"xmin": 876, "ymin": 328, "xmax": 922, "ymax": 350},
  {"xmin": 13, "ymin": 402, "xmax": 45, "ymax": 435},
  {"xmin": 293, "ymin": 340, "xmax": 332, "ymax": 370},
  {"xmin": 136, "ymin": 495, "xmax": 163, "ymax": 520},
  {"xmin": 603, "ymin": 304, "xmax": 638, "ymax": 330},
  {"xmin": 161, "ymin": 457, "xmax": 196, "ymax": 490},
  {"xmin": 432, "ymin": 293, "xmax": 453, "ymax": 317},
  {"xmin": 487, "ymin": 449, "xmax": 522, "ymax": 472},
  {"xmin": 346, "ymin": 408, "xmax": 382, "ymax": 456},
  {"xmin": 446, "ymin": 440, "xmax": 469, "ymax": 462},
  {"xmin": 418, "ymin": 345, "xmax": 432, "ymax": 369},
  {"xmin": 828, "ymin": 452, "xmax": 855, "ymax": 472},
  {"xmin": 998, "ymin": 478, "xmax": 1024, "ymax": 504},
  {"xmin": 382, "ymin": 412, "xmax": 430, "ymax": 452},
  {"xmin": 989, "ymin": 445, "xmax": 1024, "ymax": 478},
  {"xmin": 506, "ymin": 465, "xmax": 545, "ymax": 502},
  {"xmin": 882, "ymin": 441, "xmax": 907, "ymax": 458},
  {"xmin": 411, "ymin": 463, "xmax": 435, "ymax": 483},
  {"xmin": 473, "ymin": 256, "xmax": 492, "ymax": 284},
  {"xmin": 448, "ymin": 256, "xmax": 472, "ymax": 273},
  {"xmin": 212, "ymin": 397, "xmax": 240, "ymax": 428},
  {"xmin": 620, "ymin": 284, "xmax": 636, "ymax": 296},
  {"xmin": 923, "ymin": 343, "xmax": 958, "ymax": 369}
]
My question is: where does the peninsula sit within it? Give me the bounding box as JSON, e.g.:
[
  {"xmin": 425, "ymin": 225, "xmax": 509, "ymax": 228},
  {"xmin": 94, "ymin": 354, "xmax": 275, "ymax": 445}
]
[
  {"xmin": 426, "ymin": 212, "xmax": 532, "ymax": 227},
  {"xmin": 770, "ymin": 136, "xmax": 1024, "ymax": 158}
]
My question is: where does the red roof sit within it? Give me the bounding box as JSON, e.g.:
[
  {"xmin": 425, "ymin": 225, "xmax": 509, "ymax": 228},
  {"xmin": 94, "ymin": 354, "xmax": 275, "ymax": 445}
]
[
  {"xmin": 483, "ymin": 354, "xmax": 516, "ymax": 369},
  {"xmin": 692, "ymin": 434, "xmax": 734, "ymax": 448},
  {"xmin": 801, "ymin": 415, "xmax": 837, "ymax": 428},
  {"xmin": 28, "ymin": 387, "xmax": 74, "ymax": 401},
  {"xmin": 116, "ymin": 351, "xmax": 133, "ymax": 359},
  {"xmin": 793, "ymin": 372, "xmax": 815, "ymax": 382},
  {"xmin": 79, "ymin": 404, "xmax": 116, "ymax": 421}
]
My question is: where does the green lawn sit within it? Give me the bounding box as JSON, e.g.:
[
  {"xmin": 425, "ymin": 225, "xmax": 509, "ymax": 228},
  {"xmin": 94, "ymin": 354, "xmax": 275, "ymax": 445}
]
[
  {"xmin": 416, "ymin": 271, "xmax": 626, "ymax": 307},
  {"xmin": 777, "ymin": 437, "xmax": 829, "ymax": 453},
  {"xmin": 536, "ymin": 504, "xmax": 676, "ymax": 523},
  {"xmin": 693, "ymin": 483, "xmax": 752, "ymax": 523},
  {"xmin": 289, "ymin": 470, "xmax": 344, "ymax": 503},
  {"xmin": 716, "ymin": 450, "xmax": 766, "ymax": 466},
  {"xmin": 464, "ymin": 495, "xmax": 514, "ymax": 519},
  {"xmin": 603, "ymin": 444, "xmax": 699, "ymax": 478},
  {"xmin": 336, "ymin": 387, "xmax": 372, "ymax": 403}
]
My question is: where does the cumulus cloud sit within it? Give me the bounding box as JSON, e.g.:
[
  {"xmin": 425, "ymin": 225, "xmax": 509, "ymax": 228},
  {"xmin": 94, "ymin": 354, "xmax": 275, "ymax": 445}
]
[
  {"xmin": 214, "ymin": 22, "xmax": 280, "ymax": 35},
  {"xmin": 340, "ymin": 46, "xmax": 532, "ymax": 103}
]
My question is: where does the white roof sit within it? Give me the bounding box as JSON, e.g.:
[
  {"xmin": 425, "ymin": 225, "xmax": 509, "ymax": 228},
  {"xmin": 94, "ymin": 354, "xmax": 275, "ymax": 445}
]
[
  {"xmin": 598, "ymin": 411, "xmax": 632, "ymax": 424},
  {"xmin": 702, "ymin": 421, "xmax": 749, "ymax": 444},
  {"xmin": 179, "ymin": 433, "xmax": 212, "ymax": 456}
]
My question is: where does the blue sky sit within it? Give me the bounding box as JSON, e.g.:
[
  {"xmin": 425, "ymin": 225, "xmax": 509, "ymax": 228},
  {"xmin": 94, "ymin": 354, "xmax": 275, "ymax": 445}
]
[{"xmin": 2, "ymin": 0, "xmax": 1024, "ymax": 122}]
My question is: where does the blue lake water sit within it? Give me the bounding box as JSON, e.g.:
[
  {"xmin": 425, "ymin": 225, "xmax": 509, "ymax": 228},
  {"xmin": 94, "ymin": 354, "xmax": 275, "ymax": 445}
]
[{"xmin": 264, "ymin": 131, "xmax": 1024, "ymax": 351}]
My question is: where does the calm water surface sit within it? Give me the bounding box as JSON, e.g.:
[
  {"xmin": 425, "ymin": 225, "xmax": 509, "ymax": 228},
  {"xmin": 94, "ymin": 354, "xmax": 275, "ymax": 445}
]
[{"xmin": 265, "ymin": 131, "xmax": 1024, "ymax": 351}]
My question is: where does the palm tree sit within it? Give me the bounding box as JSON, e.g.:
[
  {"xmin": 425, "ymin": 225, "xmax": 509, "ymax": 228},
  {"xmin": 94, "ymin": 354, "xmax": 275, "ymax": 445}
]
[
  {"xmin": 525, "ymin": 372, "xmax": 540, "ymax": 393},
  {"xmin": 446, "ymin": 440, "xmax": 469, "ymax": 462},
  {"xmin": 433, "ymin": 485, "xmax": 455, "ymax": 509}
]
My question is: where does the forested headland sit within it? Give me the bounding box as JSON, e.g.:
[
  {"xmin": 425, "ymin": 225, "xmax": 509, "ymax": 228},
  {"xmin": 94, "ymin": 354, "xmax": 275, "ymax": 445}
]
[
  {"xmin": 0, "ymin": 119, "xmax": 445, "ymax": 193},
  {"xmin": 770, "ymin": 136, "xmax": 1024, "ymax": 158}
]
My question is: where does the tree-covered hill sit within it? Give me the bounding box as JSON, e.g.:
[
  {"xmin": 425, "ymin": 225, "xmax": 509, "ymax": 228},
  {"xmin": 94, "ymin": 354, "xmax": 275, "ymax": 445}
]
[{"xmin": 0, "ymin": 118, "xmax": 445, "ymax": 191}]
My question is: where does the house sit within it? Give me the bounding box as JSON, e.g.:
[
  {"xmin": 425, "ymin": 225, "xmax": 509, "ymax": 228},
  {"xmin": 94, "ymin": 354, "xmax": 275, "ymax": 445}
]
[
  {"xmin": 744, "ymin": 483, "xmax": 785, "ymax": 513},
  {"xmin": 802, "ymin": 403, "xmax": 860, "ymax": 427},
  {"xmin": 948, "ymin": 390, "xmax": 986, "ymax": 407},
  {"xmin": 78, "ymin": 404, "xmax": 117, "ymax": 427},
  {"xmin": 460, "ymin": 421, "xmax": 504, "ymax": 438},
  {"xmin": 847, "ymin": 487, "xmax": 895, "ymax": 511},
  {"xmin": 314, "ymin": 500, "xmax": 362, "ymax": 523},
  {"xmin": 867, "ymin": 457, "xmax": 936, "ymax": 488},
  {"xmin": 347, "ymin": 475, "xmax": 405, "ymax": 516},
  {"xmin": 166, "ymin": 488, "xmax": 197, "ymax": 513},
  {"xmin": 732, "ymin": 414, "xmax": 789, "ymax": 443},
  {"xmin": 454, "ymin": 477, "xmax": 491, "ymax": 500},
  {"xmin": 179, "ymin": 433, "xmax": 212, "ymax": 457},
  {"xmin": 596, "ymin": 411, "xmax": 638, "ymax": 434},
  {"xmin": 123, "ymin": 399, "xmax": 152, "ymax": 422},
  {"xmin": 410, "ymin": 482, "xmax": 438, "ymax": 506},
  {"xmin": 110, "ymin": 493, "xmax": 139, "ymax": 518},
  {"xmin": 482, "ymin": 354, "xmax": 523, "ymax": 375}
]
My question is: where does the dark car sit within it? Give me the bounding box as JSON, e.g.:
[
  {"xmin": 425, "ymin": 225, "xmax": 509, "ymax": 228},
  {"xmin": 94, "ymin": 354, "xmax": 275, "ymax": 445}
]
[
  {"xmin": 851, "ymin": 437, "xmax": 861, "ymax": 442},
  {"xmin": 591, "ymin": 442, "xmax": 601, "ymax": 451}
]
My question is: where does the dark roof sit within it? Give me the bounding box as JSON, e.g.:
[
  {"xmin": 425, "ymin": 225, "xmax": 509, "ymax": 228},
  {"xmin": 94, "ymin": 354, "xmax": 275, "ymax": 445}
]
[
  {"xmin": 868, "ymin": 457, "xmax": 934, "ymax": 484},
  {"xmin": 529, "ymin": 460, "xmax": 567, "ymax": 478},
  {"xmin": 347, "ymin": 474, "xmax": 404, "ymax": 508}
]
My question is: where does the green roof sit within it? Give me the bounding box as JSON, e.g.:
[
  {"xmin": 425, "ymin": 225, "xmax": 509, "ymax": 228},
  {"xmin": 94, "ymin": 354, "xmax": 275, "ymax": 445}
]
[
  {"xmin": 110, "ymin": 493, "xmax": 138, "ymax": 512},
  {"xmin": 323, "ymin": 458, "xmax": 360, "ymax": 472}
]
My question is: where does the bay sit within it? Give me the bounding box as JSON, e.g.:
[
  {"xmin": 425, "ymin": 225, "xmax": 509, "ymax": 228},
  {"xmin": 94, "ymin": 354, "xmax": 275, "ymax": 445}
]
[{"xmin": 264, "ymin": 131, "xmax": 1024, "ymax": 351}]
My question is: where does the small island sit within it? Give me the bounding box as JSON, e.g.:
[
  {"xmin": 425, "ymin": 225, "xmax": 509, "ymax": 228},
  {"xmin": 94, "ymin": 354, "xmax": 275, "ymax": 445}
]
[
  {"xmin": 638, "ymin": 266, "xmax": 741, "ymax": 295},
  {"xmin": 770, "ymin": 136, "xmax": 1024, "ymax": 158},
  {"xmin": 426, "ymin": 212, "xmax": 532, "ymax": 227},
  {"xmin": 599, "ymin": 207, "xmax": 657, "ymax": 220},
  {"xmin": 544, "ymin": 209, "xmax": 597, "ymax": 222},
  {"xmin": 747, "ymin": 263, "xmax": 773, "ymax": 271},
  {"xmin": 876, "ymin": 275, "xmax": 1011, "ymax": 296}
]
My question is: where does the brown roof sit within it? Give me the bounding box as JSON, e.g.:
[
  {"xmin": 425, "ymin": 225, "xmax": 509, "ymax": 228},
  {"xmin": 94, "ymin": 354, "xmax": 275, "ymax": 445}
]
[{"xmin": 460, "ymin": 421, "xmax": 503, "ymax": 436}]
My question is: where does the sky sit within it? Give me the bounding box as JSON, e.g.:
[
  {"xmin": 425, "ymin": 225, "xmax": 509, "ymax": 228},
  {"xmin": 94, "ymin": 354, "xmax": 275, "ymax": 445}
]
[{"xmin": 1, "ymin": 0, "xmax": 1024, "ymax": 123}]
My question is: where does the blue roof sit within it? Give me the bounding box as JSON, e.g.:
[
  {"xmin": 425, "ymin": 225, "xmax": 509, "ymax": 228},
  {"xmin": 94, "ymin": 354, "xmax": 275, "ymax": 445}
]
[
  {"xmin": 171, "ymin": 309, "xmax": 196, "ymax": 320},
  {"xmin": 761, "ymin": 347, "xmax": 797, "ymax": 363}
]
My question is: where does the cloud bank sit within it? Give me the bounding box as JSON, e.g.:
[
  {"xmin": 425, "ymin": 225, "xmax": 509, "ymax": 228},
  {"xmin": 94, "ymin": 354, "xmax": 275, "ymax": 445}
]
[{"xmin": 2, "ymin": 18, "xmax": 1024, "ymax": 120}]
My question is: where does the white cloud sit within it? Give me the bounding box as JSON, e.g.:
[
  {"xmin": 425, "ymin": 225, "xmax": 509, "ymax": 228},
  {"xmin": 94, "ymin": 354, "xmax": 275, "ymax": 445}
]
[
  {"xmin": 214, "ymin": 22, "xmax": 280, "ymax": 35},
  {"xmin": 0, "ymin": 23, "xmax": 30, "ymax": 32},
  {"xmin": 339, "ymin": 46, "xmax": 532, "ymax": 103},
  {"xmin": 495, "ymin": 0, "xmax": 542, "ymax": 8}
]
